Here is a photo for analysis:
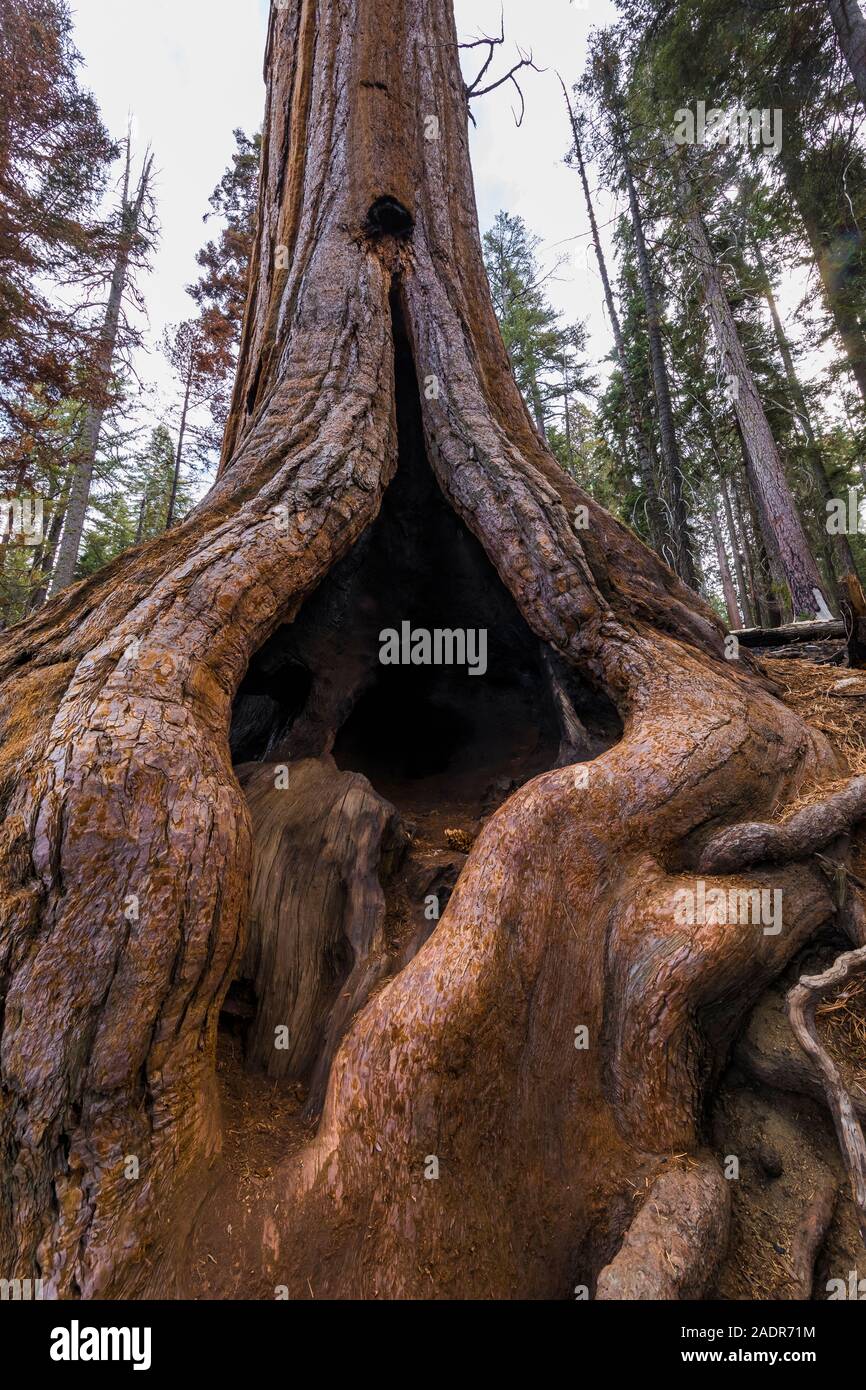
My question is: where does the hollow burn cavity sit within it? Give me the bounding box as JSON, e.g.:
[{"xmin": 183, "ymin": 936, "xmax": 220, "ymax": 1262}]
[
  {"xmin": 222, "ymin": 284, "xmax": 623, "ymax": 1086},
  {"xmin": 365, "ymin": 196, "xmax": 414, "ymax": 239},
  {"xmin": 229, "ymin": 287, "xmax": 621, "ymax": 816}
]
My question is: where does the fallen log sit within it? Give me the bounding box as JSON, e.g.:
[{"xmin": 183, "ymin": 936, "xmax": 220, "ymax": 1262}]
[
  {"xmin": 750, "ymin": 639, "xmax": 846, "ymax": 665},
  {"xmin": 733, "ymin": 620, "xmax": 846, "ymax": 648}
]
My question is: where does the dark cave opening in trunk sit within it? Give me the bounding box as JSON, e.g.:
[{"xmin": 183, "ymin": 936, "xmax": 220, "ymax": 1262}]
[
  {"xmin": 222, "ymin": 293, "xmax": 623, "ymax": 1096},
  {"xmin": 229, "ymin": 286, "xmax": 622, "ymax": 812}
]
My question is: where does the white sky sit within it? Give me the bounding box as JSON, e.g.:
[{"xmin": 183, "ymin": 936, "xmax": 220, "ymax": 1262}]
[{"xmin": 69, "ymin": 0, "xmax": 273, "ymax": 420}]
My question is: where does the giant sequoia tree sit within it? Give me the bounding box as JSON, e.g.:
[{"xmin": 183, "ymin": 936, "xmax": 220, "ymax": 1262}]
[{"xmin": 2, "ymin": 0, "xmax": 866, "ymax": 1301}]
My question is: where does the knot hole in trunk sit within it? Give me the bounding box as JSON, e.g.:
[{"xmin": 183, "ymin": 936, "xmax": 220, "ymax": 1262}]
[{"xmin": 365, "ymin": 196, "xmax": 414, "ymax": 239}]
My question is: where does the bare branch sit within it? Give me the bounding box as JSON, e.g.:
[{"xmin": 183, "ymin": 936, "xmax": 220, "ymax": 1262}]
[
  {"xmin": 465, "ymin": 46, "xmax": 544, "ymax": 129},
  {"xmin": 458, "ymin": 6, "xmax": 505, "ymax": 53},
  {"xmin": 459, "ymin": 6, "xmax": 504, "ymax": 95}
]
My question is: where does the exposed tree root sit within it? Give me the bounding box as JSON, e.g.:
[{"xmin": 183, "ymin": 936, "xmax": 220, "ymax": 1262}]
[
  {"xmin": 595, "ymin": 1156, "xmax": 730, "ymax": 1300},
  {"xmin": 698, "ymin": 775, "xmax": 866, "ymax": 875},
  {"xmin": 788, "ymin": 1178, "xmax": 838, "ymax": 1299},
  {"xmin": 788, "ymin": 944, "xmax": 866, "ymax": 1246}
]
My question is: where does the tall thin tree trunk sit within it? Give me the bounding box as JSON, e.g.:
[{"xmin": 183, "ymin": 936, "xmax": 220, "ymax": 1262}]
[
  {"xmin": 805, "ymin": 208, "xmax": 866, "ymax": 408},
  {"xmin": 49, "ymin": 148, "xmax": 154, "ymax": 596},
  {"xmin": 827, "ymin": 0, "xmax": 866, "ymax": 115},
  {"xmin": 612, "ymin": 122, "xmax": 696, "ymax": 587},
  {"xmin": 26, "ymin": 472, "xmax": 71, "ymax": 612},
  {"xmin": 134, "ymin": 491, "xmax": 148, "ymax": 546},
  {"xmin": 731, "ymin": 467, "xmax": 770, "ymax": 626},
  {"xmin": 561, "ymin": 356, "xmax": 574, "ymax": 470},
  {"xmin": 560, "ymin": 80, "xmax": 666, "ymax": 559},
  {"xmin": 781, "ymin": 142, "xmax": 866, "ymax": 411},
  {"xmin": 753, "ymin": 237, "xmax": 865, "ymax": 601},
  {"xmin": 677, "ymin": 164, "xmax": 826, "ymax": 617},
  {"xmin": 166, "ymin": 368, "xmax": 193, "ymax": 529},
  {"xmin": 529, "ymin": 377, "xmax": 547, "ymax": 440},
  {"xmin": 720, "ymin": 473, "xmax": 754, "ymax": 627},
  {"xmin": 702, "ymin": 408, "xmax": 753, "ymax": 627},
  {"xmin": 708, "ymin": 494, "xmax": 741, "ymax": 627},
  {"xmin": 734, "ymin": 421, "xmax": 787, "ymax": 625}
]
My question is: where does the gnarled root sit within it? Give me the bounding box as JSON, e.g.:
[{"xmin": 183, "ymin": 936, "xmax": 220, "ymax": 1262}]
[
  {"xmin": 698, "ymin": 776, "xmax": 866, "ymax": 875},
  {"xmin": 788, "ymin": 1178, "xmax": 838, "ymax": 1300},
  {"xmin": 595, "ymin": 1155, "xmax": 730, "ymax": 1300},
  {"xmin": 788, "ymin": 942, "xmax": 866, "ymax": 1246}
]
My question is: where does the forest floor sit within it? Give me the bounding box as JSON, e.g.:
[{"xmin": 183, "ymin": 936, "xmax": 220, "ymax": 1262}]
[
  {"xmin": 709, "ymin": 946, "xmax": 866, "ymax": 1300},
  {"xmin": 184, "ymin": 655, "xmax": 866, "ymax": 1300}
]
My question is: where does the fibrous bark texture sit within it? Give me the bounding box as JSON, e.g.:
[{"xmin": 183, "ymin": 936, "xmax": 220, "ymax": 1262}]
[
  {"xmin": 237, "ymin": 758, "xmax": 404, "ymax": 1112},
  {"xmin": 0, "ymin": 0, "xmax": 862, "ymax": 1302},
  {"xmin": 827, "ymin": 0, "xmax": 866, "ymax": 118}
]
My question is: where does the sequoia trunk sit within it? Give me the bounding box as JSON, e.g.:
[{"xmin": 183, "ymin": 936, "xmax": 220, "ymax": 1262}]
[{"xmin": 0, "ymin": 0, "xmax": 859, "ymax": 1301}]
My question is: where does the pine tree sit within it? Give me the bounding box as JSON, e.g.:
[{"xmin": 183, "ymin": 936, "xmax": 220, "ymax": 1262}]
[
  {"xmin": 561, "ymin": 78, "xmax": 665, "ymax": 558},
  {"xmin": 482, "ymin": 210, "xmax": 593, "ymax": 442},
  {"xmin": 188, "ymin": 129, "xmax": 260, "ymax": 440},
  {"xmin": 48, "ymin": 142, "xmax": 156, "ymax": 594},
  {"xmin": 0, "ymin": 0, "xmax": 117, "ymax": 440},
  {"xmin": 160, "ymin": 320, "xmax": 215, "ymax": 528},
  {"xmin": 134, "ymin": 425, "xmax": 190, "ymax": 542},
  {"xmin": 585, "ymin": 32, "xmax": 698, "ymax": 588}
]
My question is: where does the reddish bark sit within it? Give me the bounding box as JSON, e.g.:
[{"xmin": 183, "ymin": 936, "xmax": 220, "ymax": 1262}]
[{"xmin": 0, "ymin": 0, "xmax": 862, "ymax": 1300}]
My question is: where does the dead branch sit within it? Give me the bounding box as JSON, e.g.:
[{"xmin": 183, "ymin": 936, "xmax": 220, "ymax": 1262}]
[
  {"xmin": 788, "ymin": 944, "xmax": 866, "ymax": 1247},
  {"xmin": 461, "ymin": 15, "xmax": 543, "ymax": 129}
]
